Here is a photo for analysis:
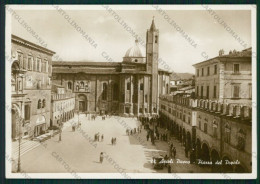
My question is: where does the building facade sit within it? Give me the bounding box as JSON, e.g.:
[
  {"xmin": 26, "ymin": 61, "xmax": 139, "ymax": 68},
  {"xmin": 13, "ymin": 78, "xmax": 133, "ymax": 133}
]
[
  {"xmin": 51, "ymin": 85, "xmax": 75, "ymax": 127},
  {"xmin": 52, "ymin": 20, "xmax": 171, "ymax": 116},
  {"xmin": 193, "ymin": 48, "xmax": 252, "ymax": 104},
  {"xmin": 158, "ymin": 47, "xmax": 252, "ymax": 173},
  {"xmin": 159, "ymin": 95, "xmax": 252, "ymax": 173},
  {"xmin": 11, "ymin": 35, "xmax": 55, "ymax": 139}
]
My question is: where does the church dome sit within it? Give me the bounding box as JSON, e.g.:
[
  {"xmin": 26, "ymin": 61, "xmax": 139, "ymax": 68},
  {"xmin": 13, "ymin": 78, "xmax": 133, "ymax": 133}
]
[{"xmin": 125, "ymin": 40, "xmax": 143, "ymax": 57}]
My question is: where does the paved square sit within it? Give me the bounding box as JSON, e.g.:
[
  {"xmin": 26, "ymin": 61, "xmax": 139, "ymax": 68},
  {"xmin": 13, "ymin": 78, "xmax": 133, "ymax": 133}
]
[{"xmin": 12, "ymin": 114, "xmax": 210, "ymax": 174}]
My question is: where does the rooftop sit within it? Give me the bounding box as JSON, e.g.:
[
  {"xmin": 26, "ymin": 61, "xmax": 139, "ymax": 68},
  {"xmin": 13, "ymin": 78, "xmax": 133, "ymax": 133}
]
[
  {"xmin": 11, "ymin": 34, "xmax": 56, "ymax": 56},
  {"xmin": 193, "ymin": 47, "xmax": 252, "ymax": 67}
]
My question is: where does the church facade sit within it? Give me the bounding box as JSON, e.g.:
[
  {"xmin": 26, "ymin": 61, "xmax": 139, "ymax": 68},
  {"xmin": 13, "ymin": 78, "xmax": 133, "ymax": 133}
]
[{"xmin": 52, "ymin": 20, "xmax": 171, "ymax": 116}]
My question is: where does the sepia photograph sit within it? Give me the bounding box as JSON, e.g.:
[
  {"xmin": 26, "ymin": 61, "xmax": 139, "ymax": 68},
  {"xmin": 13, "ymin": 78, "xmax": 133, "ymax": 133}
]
[{"xmin": 5, "ymin": 4, "xmax": 257, "ymax": 179}]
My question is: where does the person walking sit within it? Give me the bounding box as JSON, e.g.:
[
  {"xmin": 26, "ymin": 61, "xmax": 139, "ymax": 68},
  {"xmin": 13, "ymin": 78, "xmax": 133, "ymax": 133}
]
[
  {"xmin": 173, "ymin": 147, "xmax": 176, "ymax": 159},
  {"xmin": 100, "ymin": 152, "xmax": 104, "ymax": 163},
  {"xmin": 111, "ymin": 138, "xmax": 114, "ymax": 145},
  {"xmin": 167, "ymin": 164, "xmax": 171, "ymax": 173},
  {"xmin": 101, "ymin": 134, "xmax": 104, "ymax": 142},
  {"xmin": 164, "ymin": 154, "xmax": 168, "ymax": 167}
]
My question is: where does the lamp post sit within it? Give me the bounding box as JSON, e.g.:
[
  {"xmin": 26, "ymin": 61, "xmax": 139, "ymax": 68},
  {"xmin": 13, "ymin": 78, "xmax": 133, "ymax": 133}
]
[
  {"xmin": 17, "ymin": 117, "xmax": 24, "ymax": 172},
  {"xmin": 59, "ymin": 109, "xmax": 64, "ymax": 142}
]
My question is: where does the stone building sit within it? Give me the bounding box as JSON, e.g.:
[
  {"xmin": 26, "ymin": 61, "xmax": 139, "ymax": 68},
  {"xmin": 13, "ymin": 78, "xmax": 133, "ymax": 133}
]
[
  {"xmin": 11, "ymin": 35, "xmax": 55, "ymax": 139},
  {"xmin": 159, "ymin": 95, "xmax": 252, "ymax": 173},
  {"xmin": 158, "ymin": 47, "xmax": 252, "ymax": 173},
  {"xmin": 51, "ymin": 84, "xmax": 75, "ymax": 127},
  {"xmin": 193, "ymin": 48, "xmax": 252, "ymax": 104},
  {"xmin": 52, "ymin": 20, "xmax": 171, "ymax": 116}
]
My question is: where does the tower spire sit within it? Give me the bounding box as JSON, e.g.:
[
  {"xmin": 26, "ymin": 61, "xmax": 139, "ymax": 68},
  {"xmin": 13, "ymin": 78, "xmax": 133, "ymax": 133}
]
[{"xmin": 150, "ymin": 17, "xmax": 156, "ymax": 31}]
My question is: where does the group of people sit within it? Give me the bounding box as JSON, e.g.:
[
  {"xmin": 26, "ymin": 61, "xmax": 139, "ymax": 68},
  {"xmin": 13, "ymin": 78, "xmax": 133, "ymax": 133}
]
[
  {"xmin": 111, "ymin": 137, "xmax": 117, "ymax": 145},
  {"xmin": 90, "ymin": 114, "xmax": 97, "ymax": 121},
  {"xmin": 94, "ymin": 133, "xmax": 104, "ymax": 142},
  {"xmin": 126, "ymin": 126, "xmax": 142, "ymax": 135}
]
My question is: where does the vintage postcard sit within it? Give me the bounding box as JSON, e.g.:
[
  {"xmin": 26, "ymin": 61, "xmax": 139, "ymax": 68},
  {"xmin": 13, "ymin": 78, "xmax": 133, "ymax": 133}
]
[{"xmin": 5, "ymin": 4, "xmax": 257, "ymax": 179}]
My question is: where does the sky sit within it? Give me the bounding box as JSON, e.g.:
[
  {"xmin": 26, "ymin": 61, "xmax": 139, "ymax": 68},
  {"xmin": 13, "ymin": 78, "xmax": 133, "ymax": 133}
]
[{"xmin": 11, "ymin": 8, "xmax": 252, "ymax": 73}]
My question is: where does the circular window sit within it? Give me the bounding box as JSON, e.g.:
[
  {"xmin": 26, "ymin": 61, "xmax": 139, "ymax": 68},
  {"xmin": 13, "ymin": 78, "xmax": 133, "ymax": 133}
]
[{"xmin": 134, "ymin": 59, "xmax": 138, "ymax": 62}]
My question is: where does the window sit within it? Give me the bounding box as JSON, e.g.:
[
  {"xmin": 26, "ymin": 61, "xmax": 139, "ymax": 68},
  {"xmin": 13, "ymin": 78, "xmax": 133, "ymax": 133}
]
[
  {"xmin": 113, "ymin": 83, "xmax": 119, "ymax": 101},
  {"xmin": 183, "ymin": 115, "xmax": 185, "ymax": 122},
  {"xmin": 237, "ymin": 129, "xmax": 246, "ymax": 150},
  {"xmin": 153, "ymin": 108, "xmax": 157, "ymax": 113},
  {"xmin": 41, "ymin": 61, "xmax": 47, "ymax": 73},
  {"xmin": 233, "ymin": 64, "xmax": 240, "ymax": 74},
  {"xmin": 204, "ymin": 123, "xmax": 207, "ymax": 133},
  {"xmin": 42, "ymin": 99, "xmax": 46, "ymax": 108},
  {"xmin": 24, "ymin": 104, "xmax": 30, "ymax": 121},
  {"xmin": 213, "ymin": 120, "xmax": 218, "ymax": 138},
  {"xmin": 37, "ymin": 99, "xmax": 42, "ymax": 109},
  {"xmin": 188, "ymin": 117, "xmax": 191, "ymax": 124},
  {"xmin": 139, "ymin": 108, "xmax": 143, "ymax": 113},
  {"xmin": 80, "ymin": 81, "xmax": 84, "ymax": 88},
  {"xmin": 34, "ymin": 58, "xmax": 37, "ymax": 71},
  {"xmin": 27, "ymin": 56, "xmax": 32, "ymax": 70},
  {"xmin": 166, "ymin": 84, "xmax": 169, "ymax": 94},
  {"xmin": 197, "ymin": 86, "xmax": 199, "ymax": 97},
  {"xmin": 233, "ymin": 85, "xmax": 240, "ymax": 98},
  {"xmin": 102, "ymin": 83, "xmax": 107, "ymax": 100},
  {"xmin": 134, "ymin": 59, "xmax": 138, "ymax": 62},
  {"xmin": 45, "ymin": 60, "xmax": 48, "ymax": 72},
  {"xmin": 199, "ymin": 121, "xmax": 201, "ymax": 129},
  {"xmin": 17, "ymin": 52, "xmax": 23, "ymax": 69},
  {"xmin": 202, "ymin": 68, "xmax": 204, "ymax": 76},
  {"xmin": 197, "ymin": 69, "xmax": 199, "ymax": 76},
  {"xmin": 127, "ymin": 82, "xmax": 130, "ymax": 90},
  {"xmin": 214, "ymin": 86, "xmax": 217, "ymax": 98},
  {"xmin": 140, "ymin": 83, "xmax": 144, "ymax": 90},
  {"xmin": 207, "ymin": 66, "xmax": 210, "ymax": 76},
  {"xmin": 145, "ymin": 95, "xmax": 148, "ymax": 103},
  {"xmin": 68, "ymin": 82, "xmax": 72, "ymax": 90},
  {"xmin": 145, "ymin": 108, "xmax": 148, "ymax": 113},
  {"xmin": 224, "ymin": 124, "xmax": 231, "ymax": 143},
  {"xmin": 214, "ymin": 64, "xmax": 217, "ymax": 74},
  {"xmin": 155, "ymin": 35, "xmax": 158, "ymax": 43},
  {"xmin": 206, "ymin": 86, "xmax": 209, "ymax": 99},
  {"xmin": 37, "ymin": 58, "xmax": 41, "ymax": 72},
  {"xmin": 201, "ymin": 86, "xmax": 203, "ymax": 98}
]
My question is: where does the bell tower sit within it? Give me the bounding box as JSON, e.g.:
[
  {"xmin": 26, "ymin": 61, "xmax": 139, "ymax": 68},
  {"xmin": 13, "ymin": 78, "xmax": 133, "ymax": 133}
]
[{"xmin": 146, "ymin": 18, "xmax": 159, "ymax": 114}]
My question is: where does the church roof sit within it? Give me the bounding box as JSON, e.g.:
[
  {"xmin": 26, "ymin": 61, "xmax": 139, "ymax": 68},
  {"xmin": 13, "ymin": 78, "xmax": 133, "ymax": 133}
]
[
  {"xmin": 52, "ymin": 61, "xmax": 121, "ymax": 66},
  {"xmin": 124, "ymin": 40, "xmax": 144, "ymax": 58}
]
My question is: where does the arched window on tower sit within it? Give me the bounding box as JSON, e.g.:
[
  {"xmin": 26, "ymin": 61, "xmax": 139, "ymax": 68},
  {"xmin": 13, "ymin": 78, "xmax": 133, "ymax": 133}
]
[
  {"xmin": 166, "ymin": 83, "xmax": 169, "ymax": 94},
  {"xmin": 37, "ymin": 99, "xmax": 42, "ymax": 109},
  {"xmin": 102, "ymin": 83, "xmax": 107, "ymax": 100},
  {"xmin": 42, "ymin": 99, "xmax": 46, "ymax": 108},
  {"xmin": 155, "ymin": 35, "xmax": 158, "ymax": 43}
]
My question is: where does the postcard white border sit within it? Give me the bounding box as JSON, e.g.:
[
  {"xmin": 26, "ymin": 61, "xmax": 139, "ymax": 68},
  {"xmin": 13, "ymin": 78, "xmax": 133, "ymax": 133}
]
[{"xmin": 5, "ymin": 4, "xmax": 257, "ymax": 179}]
